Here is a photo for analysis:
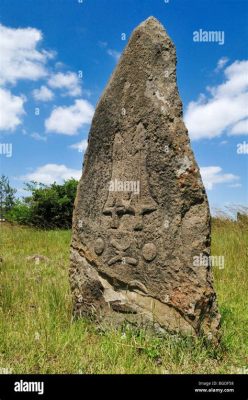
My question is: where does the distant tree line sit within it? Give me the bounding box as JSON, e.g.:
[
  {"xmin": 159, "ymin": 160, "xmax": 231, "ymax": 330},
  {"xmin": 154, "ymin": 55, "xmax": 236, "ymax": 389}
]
[{"xmin": 0, "ymin": 175, "xmax": 78, "ymax": 229}]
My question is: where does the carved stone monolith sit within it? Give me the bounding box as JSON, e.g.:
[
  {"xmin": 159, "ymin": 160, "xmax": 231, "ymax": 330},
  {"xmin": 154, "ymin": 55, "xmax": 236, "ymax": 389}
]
[{"xmin": 69, "ymin": 17, "xmax": 220, "ymax": 340}]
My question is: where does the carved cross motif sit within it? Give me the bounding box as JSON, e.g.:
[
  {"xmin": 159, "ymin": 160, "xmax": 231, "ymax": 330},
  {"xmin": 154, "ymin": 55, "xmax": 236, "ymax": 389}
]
[{"xmin": 103, "ymin": 197, "xmax": 156, "ymax": 231}]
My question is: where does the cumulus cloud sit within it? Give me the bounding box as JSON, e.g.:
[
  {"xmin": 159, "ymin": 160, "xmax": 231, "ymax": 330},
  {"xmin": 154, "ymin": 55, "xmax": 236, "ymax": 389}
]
[
  {"xmin": 185, "ymin": 60, "xmax": 248, "ymax": 140},
  {"xmin": 48, "ymin": 72, "xmax": 82, "ymax": 96},
  {"xmin": 45, "ymin": 99, "xmax": 94, "ymax": 135},
  {"xmin": 33, "ymin": 85, "xmax": 54, "ymax": 101},
  {"xmin": 200, "ymin": 166, "xmax": 240, "ymax": 190},
  {"xmin": 0, "ymin": 88, "xmax": 26, "ymax": 131},
  {"xmin": 0, "ymin": 23, "xmax": 55, "ymax": 132},
  {"xmin": 69, "ymin": 139, "xmax": 88, "ymax": 152},
  {"xmin": 0, "ymin": 23, "xmax": 52, "ymax": 85},
  {"xmin": 21, "ymin": 163, "xmax": 81, "ymax": 185},
  {"xmin": 230, "ymin": 118, "xmax": 248, "ymax": 135}
]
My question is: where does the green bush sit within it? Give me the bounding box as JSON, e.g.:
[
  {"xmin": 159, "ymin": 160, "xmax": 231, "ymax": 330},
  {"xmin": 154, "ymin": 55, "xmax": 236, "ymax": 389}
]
[
  {"xmin": 6, "ymin": 179, "xmax": 78, "ymax": 229},
  {"xmin": 6, "ymin": 201, "xmax": 32, "ymax": 225}
]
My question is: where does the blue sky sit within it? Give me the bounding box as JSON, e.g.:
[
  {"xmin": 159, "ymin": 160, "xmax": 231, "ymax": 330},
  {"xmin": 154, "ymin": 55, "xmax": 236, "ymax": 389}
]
[{"xmin": 0, "ymin": 0, "xmax": 247, "ymax": 213}]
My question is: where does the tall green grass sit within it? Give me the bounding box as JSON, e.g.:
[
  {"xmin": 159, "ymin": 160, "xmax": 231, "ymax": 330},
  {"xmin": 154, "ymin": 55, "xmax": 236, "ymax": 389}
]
[{"xmin": 0, "ymin": 221, "xmax": 247, "ymax": 374}]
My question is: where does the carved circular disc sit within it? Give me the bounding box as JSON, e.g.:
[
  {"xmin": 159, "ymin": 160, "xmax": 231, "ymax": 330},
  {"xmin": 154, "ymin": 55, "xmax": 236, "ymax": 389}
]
[
  {"xmin": 94, "ymin": 238, "xmax": 105, "ymax": 255},
  {"xmin": 142, "ymin": 243, "xmax": 157, "ymax": 261}
]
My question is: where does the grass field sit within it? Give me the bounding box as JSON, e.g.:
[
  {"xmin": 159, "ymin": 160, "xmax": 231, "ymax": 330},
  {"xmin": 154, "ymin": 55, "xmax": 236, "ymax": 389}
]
[{"xmin": 0, "ymin": 220, "xmax": 247, "ymax": 374}]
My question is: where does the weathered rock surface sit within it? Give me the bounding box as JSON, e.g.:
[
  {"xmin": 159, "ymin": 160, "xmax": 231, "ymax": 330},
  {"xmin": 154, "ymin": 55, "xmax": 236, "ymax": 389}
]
[{"xmin": 69, "ymin": 17, "xmax": 220, "ymax": 340}]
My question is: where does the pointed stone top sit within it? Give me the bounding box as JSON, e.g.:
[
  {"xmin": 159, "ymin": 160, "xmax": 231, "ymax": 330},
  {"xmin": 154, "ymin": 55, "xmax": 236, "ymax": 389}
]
[
  {"xmin": 133, "ymin": 16, "xmax": 171, "ymax": 42},
  {"xmin": 139, "ymin": 16, "xmax": 162, "ymax": 27}
]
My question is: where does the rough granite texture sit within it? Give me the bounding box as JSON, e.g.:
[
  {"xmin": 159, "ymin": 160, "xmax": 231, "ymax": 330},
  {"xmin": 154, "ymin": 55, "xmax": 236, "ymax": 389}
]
[{"xmin": 69, "ymin": 17, "xmax": 220, "ymax": 341}]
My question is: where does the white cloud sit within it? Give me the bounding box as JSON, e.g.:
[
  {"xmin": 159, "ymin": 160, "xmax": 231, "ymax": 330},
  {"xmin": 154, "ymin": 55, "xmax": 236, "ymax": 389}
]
[
  {"xmin": 30, "ymin": 132, "xmax": 47, "ymax": 141},
  {"xmin": 54, "ymin": 61, "xmax": 65, "ymax": 69},
  {"xmin": 0, "ymin": 24, "xmax": 52, "ymax": 85},
  {"xmin": 48, "ymin": 72, "xmax": 82, "ymax": 96},
  {"xmin": 45, "ymin": 99, "xmax": 94, "ymax": 135},
  {"xmin": 200, "ymin": 166, "xmax": 240, "ymax": 190},
  {"xmin": 69, "ymin": 139, "xmax": 88, "ymax": 152},
  {"xmin": 0, "ymin": 88, "xmax": 26, "ymax": 131},
  {"xmin": 107, "ymin": 49, "xmax": 121, "ymax": 61},
  {"xmin": 215, "ymin": 56, "xmax": 229, "ymax": 72},
  {"xmin": 33, "ymin": 85, "xmax": 54, "ymax": 101},
  {"xmin": 21, "ymin": 164, "xmax": 81, "ymax": 185},
  {"xmin": 230, "ymin": 118, "xmax": 248, "ymax": 135},
  {"xmin": 215, "ymin": 61, "xmax": 248, "ymax": 97},
  {"xmin": 185, "ymin": 60, "xmax": 248, "ymax": 140}
]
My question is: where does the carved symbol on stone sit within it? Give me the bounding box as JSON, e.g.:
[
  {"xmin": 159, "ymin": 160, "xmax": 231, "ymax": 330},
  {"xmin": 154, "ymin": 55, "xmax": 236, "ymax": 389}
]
[
  {"xmin": 108, "ymin": 239, "xmax": 138, "ymax": 266},
  {"xmin": 94, "ymin": 238, "xmax": 105, "ymax": 255},
  {"xmin": 103, "ymin": 198, "xmax": 156, "ymax": 231},
  {"xmin": 103, "ymin": 198, "xmax": 135, "ymax": 230},
  {"xmin": 103, "ymin": 129, "xmax": 157, "ymax": 231},
  {"xmin": 142, "ymin": 243, "xmax": 157, "ymax": 261},
  {"xmin": 101, "ymin": 126, "xmax": 158, "ymax": 267}
]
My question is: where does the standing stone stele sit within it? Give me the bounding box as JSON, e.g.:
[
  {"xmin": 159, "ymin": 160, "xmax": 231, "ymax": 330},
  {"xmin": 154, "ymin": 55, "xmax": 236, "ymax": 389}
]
[{"xmin": 69, "ymin": 17, "xmax": 220, "ymax": 341}]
